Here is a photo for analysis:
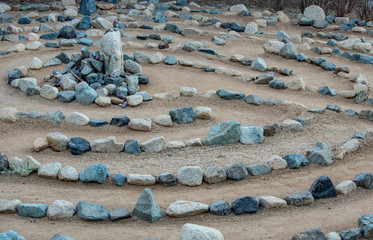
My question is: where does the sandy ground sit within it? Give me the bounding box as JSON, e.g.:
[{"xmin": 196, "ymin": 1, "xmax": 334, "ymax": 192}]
[{"xmin": 0, "ymin": 6, "xmax": 373, "ymax": 240}]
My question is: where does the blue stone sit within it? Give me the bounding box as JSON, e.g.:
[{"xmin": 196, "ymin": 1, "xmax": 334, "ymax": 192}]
[
  {"xmin": 283, "ymin": 153, "xmax": 309, "ymax": 169},
  {"xmin": 76, "ymin": 32, "xmax": 87, "ymax": 39},
  {"xmin": 132, "ymin": 188, "xmax": 163, "ymax": 223},
  {"xmin": 358, "ymin": 214, "xmax": 373, "ymax": 238},
  {"xmin": 79, "ymin": 163, "xmax": 110, "ymax": 184},
  {"xmin": 77, "ymin": 15, "xmax": 91, "ymax": 30},
  {"xmin": 115, "ymin": 86, "xmax": 128, "ymax": 98},
  {"xmin": 76, "ymin": 201, "xmax": 109, "ymax": 220},
  {"xmin": 138, "ymin": 75, "xmax": 149, "ymax": 84},
  {"xmin": 326, "ymin": 15, "xmax": 335, "ymax": 23},
  {"xmin": 18, "ymin": 16, "xmax": 31, "ymax": 24},
  {"xmin": 308, "ymin": 108, "xmax": 325, "ymax": 114},
  {"xmin": 113, "ymin": 173, "xmax": 127, "ymax": 186},
  {"xmin": 292, "ymin": 117, "xmax": 307, "ymax": 125},
  {"xmin": 210, "ymin": 9, "xmax": 221, "ymax": 14},
  {"xmin": 0, "ymin": 230, "xmax": 25, "ymax": 240},
  {"xmin": 326, "ymin": 104, "xmax": 341, "ymax": 112},
  {"xmin": 135, "ymin": 91, "xmax": 153, "ymax": 101},
  {"xmin": 310, "ymin": 58, "xmax": 326, "ymax": 66},
  {"xmin": 197, "ymin": 48, "xmax": 217, "ymax": 55},
  {"xmin": 17, "ymin": 203, "xmax": 48, "ymax": 218},
  {"xmin": 49, "ymin": 234, "xmax": 75, "ymax": 240},
  {"xmin": 284, "ymin": 191, "xmax": 314, "ymax": 206},
  {"xmin": 320, "ymin": 62, "xmax": 336, "ymax": 71},
  {"xmin": 18, "ymin": 35, "xmax": 27, "ymax": 41},
  {"xmin": 306, "ymin": 142, "xmax": 334, "ymax": 166},
  {"xmin": 327, "ymin": 39, "xmax": 337, "ymax": 46},
  {"xmin": 78, "ymin": 0, "xmax": 97, "ymax": 16},
  {"xmin": 309, "ymin": 175, "xmax": 338, "ymax": 199},
  {"xmin": 299, "ymin": 17, "xmax": 314, "ymax": 26},
  {"xmin": 313, "ymin": 20, "xmax": 328, "ymax": 29},
  {"xmin": 331, "ymin": 48, "xmax": 341, "ymax": 56},
  {"xmin": 42, "ymin": 110, "xmax": 65, "ymax": 124},
  {"xmin": 339, "ymin": 22, "xmax": 355, "ymax": 31},
  {"xmin": 276, "ymin": 30, "xmax": 289, "ymax": 39},
  {"xmin": 58, "ymin": 91, "xmax": 76, "ymax": 102},
  {"xmin": 353, "ymin": 131, "xmax": 367, "ymax": 140},
  {"xmin": 155, "ymin": 11, "xmax": 167, "ymax": 23},
  {"xmin": 124, "ymin": 139, "xmax": 141, "ymax": 154},
  {"xmin": 240, "ymin": 125, "xmax": 264, "ymax": 144},
  {"xmin": 225, "ymin": 162, "xmax": 248, "ymax": 180},
  {"xmin": 244, "ymin": 94, "xmax": 264, "ymax": 106},
  {"xmin": 216, "ymin": 89, "xmax": 245, "ymax": 100},
  {"xmin": 89, "ymin": 119, "xmax": 108, "ymax": 127},
  {"xmin": 158, "ymin": 172, "xmax": 177, "ymax": 186},
  {"xmin": 269, "ymin": 78, "xmax": 286, "ymax": 89},
  {"xmin": 110, "ymin": 115, "xmax": 130, "ymax": 126},
  {"xmin": 169, "ymin": 106, "xmax": 196, "ymax": 124},
  {"xmin": 209, "ymin": 200, "xmax": 232, "ymax": 216},
  {"xmin": 8, "ymin": 70, "xmax": 21, "ymax": 84},
  {"xmin": 296, "ymin": 53, "xmax": 308, "ymax": 62},
  {"xmin": 75, "ymin": 84, "xmax": 97, "ymax": 105},
  {"xmin": 353, "ymin": 173, "xmax": 373, "ymax": 189},
  {"xmin": 69, "ymin": 137, "xmax": 91, "ymax": 155},
  {"xmin": 246, "ymin": 163, "xmax": 271, "ymax": 176},
  {"xmin": 204, "ymin": 66, "xmax": 215, "ymax": 72},
  {"xmin": 58, "ymin": 26, "xmax": 76, "ymax": 39},
  {"xmin": 230, "ymin": 22, "xmax": 244, "ymax": 32},
  {"xmin": 204, "ymin": 121, "xmax": 241, "ymax": 146},
  {"xmin": 165, "ymin": 55, "xmax": 177, "ymax": 65},
  {"xmin": 231, "ymin": 196, "xmax": 259, "ymax": 215},
  {"xmin": 318, "ymin": 86, "xmax": 336, "ymax": 96},
  {"xmin": 123, "ymin": 54, "xmax": 134, "ymax": 61},
  {"xmin": 45, "ymin": 42, "xmax": 60, "ymax": 48},
  {"xmin": 78, "ymin": 38, "xmax": 93, "ymax": 46},
  {"xmin": 165, "ymin": 23, "xmax": 183, "ymax": 34},
  {"xmin": 179, "ymin": 13, "xmax": 191, "ymax": 19},
  {"xmin": 263, "ymin": 98, "xmax": 282, "ymax": 106},
  {"xmin": 341, "ymin": 51, "xmax": 352, "ymax": 59}
]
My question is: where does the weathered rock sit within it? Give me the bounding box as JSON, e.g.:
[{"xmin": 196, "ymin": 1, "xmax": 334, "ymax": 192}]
[
  {"xmin": 169, "ymin": 106, "xmax": 196, "ymax": 124},
  {"xmin": 280, "ymin": 42, "xmax": 297, "ymax": 59},
  {"xmin": 240, "ymin": 125, "xmax": 264, "ymax": 144},
  {"xmin": 47, "ymin": 132, "xmax": 69, "ymax": 151},
  {"xmin": 358, "ymin": 214, "xmax": 373, "ymax": 238},
  {"xmin": 101, "ymin": 31, "xmax": 122, "ymax": 75},
  {"xmin": 42, "ymin": 110, "xmax": 65, "ymax": 124},
  {"xmin": 79, "ymin": 164, "xmax": 110, "ymax": 184},
  {"xmin": 352, "ymin": 173, "xmax": 373, "ymax": 189},
  {"xmin": 231, "ymin": 196, "xmax": 260, "ymax": 215},
  {"xmin": 251, "ymin": 57, "xmax": 267, "ymax": 71},
  {"xmin": 304, "ymin": 5, "xmax": 325, "ymax": 22},
  {"xmin": 282, "ymin": 119, "xmax": 303, "ymax": 132},
  {"xmin": 246, "ymin": 163, "xmax": 271, "ymax": 176},
  {"xmin": 38, "ymin": 162, "xmax": 62, "ymax": 179},
  {"xmin": 124, "ymin": 60, "xmax": 142, "ymax": 74},
  {"xmin": 166, "ymin": 200, "xmax": 209, "ymax": 217},
  {"xmin": 283, "ymin": 153, "xmax": 309, "ymax": 169},
  {"xmin": 49, "ymin": 234, "xmax": 76, "ymax": 240},
  {"xmin": 0, "ymin": 230, "xmax": 25, "ymax": 240},
  {"xmin": 203, "ymin": 166, "xmax": 227, "ymax": 184},
  {"xmin": 225, "ymin": 162, "xmax": 248, "ymax": 180},
  {"xmin": 17, "ymin": 203, "xmax": 48, "ymax": 218},
  {"xmin": 127, "ymin": 174, "xmax": 156, "ymax": 186},
  {"xmin": 47, "ymin": 200, "xmax": 75, "ymax": 219},
  {"xmin": 209, "ymin": 200, "xmax": 232, "ymax": 216},
  {"xmin": 266, "ymin": 155, "xmax": 288, "ymax": 170},
  {"xmin": 339, "ymin": 228, "xmax": 362, "ymax": 240},
  {"xmin": 263, "ymin": 40, "xmax": 285, "ymax": 54},
  {"xmin": 259, "ymin": 196, "xmax": 287, "ymax": 209},
  {"xmin": 336, "ymin": 180, "xmax": 356, "ymax": 194},
  {"xmin": 0, "ymin": 107, "xmax": 19, "ymax": 123},
  {"xmin": 244, "ymin": 94, "xmax": 264, "ymax": 105},
  {"xmin": 112, "ymin": 173, "xmax": 126, "ymax": 186},
  {"xmin": 0, "ymin": 199, "xmax": 21, "ymax": 213},
  {"xmin": 132, "ymin": 188, "xmax": 163, "ymax": 223},
  {"xmin": 306, "ymin": 142, "xmax": 334, "ymax": 166},
  {"xmin": 141, "ymin": 136, "xmax": 167, "ymax": 153},
  {"xmin": 158, "ymin": 172, "xmax": 177, "ymax": 186},
  {"xmin": 177, "ymin": 166, "xmax": 203, "ymax": 186},
  {"xmin": 69, "ymin": 137, "xmax": 91, "ymax": 155},
  {"xmin": 310, "ymin": 175, "xmax": 338, "ymax": 199},
  {"xmin": 195, "ymin": 106, "xmax": 212, "ymax": 119},
  {"xmin": 284, "ymin": 191, "xmax": 314, "ymax": 206},
  {"xmin": 204, "ymin": 121, "xmax": 241, "ymax": 146},
  {"xmin": 66, "ymin": 112, "xmax": 90, "ymax": 126},
  {"xmin": 75, "ymin": 85, "xmax": 97, "ymax": 105},
  {"xmin": 58, "ymin": 166, "xmax": 79, "ymax": 182},
  {"xmin": 76, "ymin": 201, "xmax": 109, "ymax": 221},
  {"xmin": 180, "ymin": 223, "xmax": 224, "ymax": 240},
  {"xmin": 91, "ymin": 136, "xmax": 124, "ymax": 153},
  {"xmin": 291, "ymin": 228, "xmax": 326, "ymax": 240}
]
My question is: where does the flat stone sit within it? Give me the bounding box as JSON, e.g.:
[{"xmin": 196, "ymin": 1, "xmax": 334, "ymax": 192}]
[
  {"xmin": 128, "ymin": 118, "xmax": 152, "ymax": 132},
  {"xmin": 17, "ymin": 203, "xmax": 48, "ymax": 218},
  {"xmin": 246, "ymin": 163, "xmax": 271, "ymax": 176},
  {"xmin": 109, "ymin": 208, "xmax": 131, "ymax": 221},
  {"xmin": 282, "ymin": 119, "xmax": 303, "ymax": 132},
  {"xmin": 204, "ymin": 121, "xmax": 241, "ymax": 146},
  {"xmin": 292, "ymin": 228, "xmax": 326, "ymax": 240},
  {"xmin": 166, "ymin": 200, "xmax": 209, "ymax": 217},
  {"xmin": 180, "ymin": 224, "xmax": 224, "ymax": 240},
  {"xmin": 216, "ymin": 89, "xmax": 245, "ymax": 100},
  {"xmin": 110, "ymin": 115, "xmax": 130, "ymax": 127}
]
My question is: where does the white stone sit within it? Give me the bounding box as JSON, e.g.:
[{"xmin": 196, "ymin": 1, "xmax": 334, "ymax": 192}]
[
  {"xmin": 180, "ymin": 86, "xmax": 198, "ymax": 97},
  {"xmin": 47, "ymin": 132, "xmax": 69, "ymax": 152},
  {"xmin": 353, "ymin": 42, "xmax": 372, "ymax": 53},
  {"xmin": 335, "ymin": 17, "xmax": 349, "ymax": 24},
  {"xmin": 304, "ymin": 5, "xmax": 325, "ymax": 22},
  {"xmin": 177, "ymin": 166, "xmax": 203, "ymax": 186},
  {"xmin": 28, "ymin": 57, "xmax": 44, "ymax": 70},
  {"xmin": 287, "ymin": 75, "xmax": 306, "ymax": 90},
  {"xmin": 0, "ymin": 107, "xmax": 19, "ymax": 123},
  {"xmin": 101, "ymin": 31, "xmax": 123, "ymax": 75},
  {"xmin": 282, "ymin": 119, "xmax": 303, "ymax": 132},
  {"xmin": 91, "ymin": 136, "xmax": 124, "ymax": 153},
  {"xmin": 167, "ymin": 201, "xmax": 209, "ymax": 217},
  {"xmin": 87, "ymin": 29, "xmax": 104, "ymax": 38},
  {"xmin": 27, "ymin": 33, "xmax": 39, "ymax": 41},
  {"xmin": 244, "ymin": 23, "xmax": 258, "ymax": 34},
  {"xmin": 92, "ymin": 17, "xmax": 113, "ymax": 30},
  {"xmin": 354, "ymin": 83, "xmax": 368, "ymax": 93},
  {"xmin": 149, "ymin": 52, "xmax": 166, "ymax": 64},
  {"xmin": 9, "ymin": 43, "xmax": 25, "ymax": 52},
  {"xmin": 0, "ymin": 199, "xmax": 21, "ymax": 213},
  {"xmin": 33, "ymin": 137, "xmax": 49, "ymax": 152},
  {"xmin": 47, "ymin": 200, "xmax": 75, "ymax": 219},
  {"xmin": 337, "ymin": 38, "xmax": 361, "ymax": 50},
  {"xmin": 58, "ymin": 166, "xmax": 79, "ymax": 181},
  {"xmin": 154, "ymin": 114, "xmax": 172, "ymax": 126},
  {"xmin": 153, "ymin": 93, "xmax": 172, "ymax": 100},
  {"xmin": 266, "ymin": 155, "xmax": 288, "ymax": 170},
  {"xmin": 341, "ymin": 139, "xmax": 359, "ymax": 153},
  {"xmin": 167, "ymin": 141, "xmax": 185, "ymax": 149},
  {"xmin": 127, "ymin": 95, "xmax": 143, "ymax": 107},
  {"xmin": 230, "ymin": 4, "xmax": 247, "ymax": 13},
  {"xmin": 326, "ymin": 232, "xmax": 342, "ymax": 240},
  {"xmin": 352, "ymin": 27, "xmax": 366, "ymax": 33},
  {"xmin": 127, "ymin": 174, "xmax": 156, "ymax": 185},
  {"xmin": 18, "ymin": 77, "xmax": 37, "ymax": 92},
  {"xmin": 263, "ymin": 40, "xmax": 285, "ymax": 54},
  {"xmin": 141, "ymin": 136, "xmax": 167, "ymax": 153},
  {"xmin": 128, "ymin": 118, "xmax": 152, "ymax": 132},
  {"xmin": 251, "ymin": 11, "xmax": 263, "ymax": 19},
  {"xmin": 186, "ymin": 138, "xmax": 202, "ymax": 147},
  {"xmin": 40, "ymin": 84, "xmax": 58, "ymax": 100},
  {"xmin": 25, "ymin": 41, "xmax": 42, "ymax": 50},
  {"xmin": 278, "ymin": 14, "xmax": 289, "ymax": 22},
  {"xmin": 259, "ymin": 196, "xmax": 288, "ymax": 209},
  {"xmin": 180, "ymin": 223, "xmax": 224, "ymax": 240},
  {"xmin": 23, "ymin": 156, "xmax": 41, "ymax": 171},
  {"xmin": 254, "ymin": 19, "xmax": 267, "ymax": 27},
  {"xmin": 195, "ymin": 106, "xmax": 211, "ymax": 119},
  {"xmin": 336, "ymin": 180, "xmax": 357, "ymax": 194},
  {"xmin": 201, "ymin": 90, "xmax": 216, "ymax": 98},
  {"xmin": 95, "ymin": 96, "xmax": 111, "ymax": 107},
  {"xmin": 38, "ymin": 162, "xmax": 62, "ymax": 179},
  {"xmin": 66, "ymin": 112, "xmax": 90, "ymax": 126},
  {"xmin": 0, "ymin": 3, "xmax": 11, "ymax": 13},
  {"xmin": 339, "ymin": 90, "xmax": 356, "ymax": 98}
]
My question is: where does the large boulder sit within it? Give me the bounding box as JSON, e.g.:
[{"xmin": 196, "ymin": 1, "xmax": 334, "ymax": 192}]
[
  {"xmin": 304, "ymin": 5, "xmax": 325, "ymax": 22},
  {"xmin": 180, "ymin": 223, "xmax": 224, "ymax": 240},
  {"xmin": 204, "ymin": 121, "xmax": 241, "ymax": 146},
  {"xmin": 101, "ymin": 31, "xmax": 122, "ymax": 75},
  {"xmin": 79, "ymin": 163, "xmax": 110, "ymax": 184},
  {"xmin": 132, "ymin": 188, "xmax": 163, "ymax": 223}
]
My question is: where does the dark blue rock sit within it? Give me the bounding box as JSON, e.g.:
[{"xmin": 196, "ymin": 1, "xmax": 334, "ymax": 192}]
[
  {"xmin": 292, "ymin": 117, "xmax": 307, "ymax": 125},
  {"xmin": 89, "ymin": 119, "xmax": 108, "ymax": 127},
  {"xmin": 353, "ymin": 173, "xmax": 373, "ymax": 189},
  {"xmin": 79, "ymin": 163, "xmax": 110, "ymax": 184},
  {"xmin": 225, "ymin": 162, "xmax": 248, "ymax": 180},
  {"xmin": 198, "ymin": 48, "xmax": 217, "ymax": 55},
  {"xmin": 113, "ymin": 173, "xmax": 127, "ymax": 186},
  {"xmin": 109, "ymin": 208, "xmax": 131, "ymax": 221},
  {"xmin": 158, "ymin": 172, "xmax": 177, "ymax": 186},
  {"xmin": 230, "ymin": 22, "xmax": 244, "ymax": 32},
  {"xmin": 231, "ymin": 196, "xmax": 259, "ymax": 215},
  {"xmin": 78, "ymin": 38, "xmax": 93, "ymax": 46},
  {"xmin": 246, "ymin": 163, "xmax": 271, "ymax": 176},
  {"xmin": 209, "ymin": 200, "xmax": 232, "ymax": 216},
  {"xmin": 309, "ymin": 175, "xmax": 338, "ymax": 199},
  {"xmin": 18, "ymin": 16, "xmax": 31, "ymax": 24},
  {"xmin": 123, "ymin": 54, "xmax": 134, "ymax": 61},
  {"xmin": 165, "ymin": 24, "xmax": 183, "ymax": 34},
  {"xmin": 75, "ymin": 85, "xmax": 97, "ymax": 105},
  {"xmin": 327, "ymin": 39, "xmax": 337, "ymax": 46},
  {"xmin": 244, "ymin": 94, "xmax": 264, "ymax": 106},
  {"xmin": 308, "ymin": 108, "xmax": 325, "ymax": 114},
  {"xmin": 269, "ymin": 79, "xmax": 286, "ymax": 89},
  {"xmin": 331, "ymin": 48, "xmax": 341, "ymax": 56},
  {"xmin": 283, "ymin": 153, "xmax": 309, "ymax": 169},
  {"xmin": 76, "ymin": 201, "xmax": 109, "ymax": 220},
  {"xmin": 124, "ymin": 139, "xmax": 141, "ymax": 154},
  {"xmin": 40, "ymin": 32, "xmax": 58, "ymax": 40},
  {"xmin": 179, "ymin": 13, "xmax": 191, "ymax": 20},
  {"xmin": 204, "ymin": 66, "xmax": 215, "ymax": 72},
  {"xmin": 204, "ymin": 121, "xmax": 241, "ymax": 146},
  {"xmin": 176, "ymin": 0, "xmax": 188, "ymax": 6},
  {"xmin": 154, "ymin": 11, "xmax": 167, "ymax": 23},
  {"xmin": 132, "ymin": 188, "xmax": 163, "ymax": 223},
  {"xmin": 58, "ymin": 26, "xmax": 76, "ymax": 39},
  {"xmin": 156, "ymin": 3, "xmax": 169, "ymax": 11},
  {"xmin": 19, "ymin": 4, "xmax": 37, "ymax": 11},
  {"xmin": 17, "ymin": 203, "xmax": 48, "ymax": 218},
  {"xmin": 358, "ymin": 110, "xmax": 373, "ymax": 121},
  {"xmin": 358, "ymin": 214, "xmax": 373, "ymax": 238},
  {"xmin": 216, "ymin": 89, "xmax": 245, "ymax": 100},
  {"xmin": 0, "ymin": 27, "xmax": 11, "ymax": 36},
  {"xmin": 110, "ymin": 115, "xmax": 130, "ymax": 126},
  {"xmin": 339, "ymin": 228, "xmax": 362, "ymax": 240},
  {"xmin": 79, "ymin": 0, "xmax": 97, "ymax": 16},
  {"xmin": 57, "ymin": 91, "xmax": 76, "ymax": 102},
  {"xmin": 284, "ymin": 191, "xmax": 314, "ymax": 206},
  {"xmin": 77, "ymin": 15, "xmax": 91, "ymax": 30},
  {"xmin": 55, "ymin": 52, "xmax": 70, "ymax": 63},
  {"xmin": 339, "ymin": 23, "xmax": 355, "ymax": 31},
  {"xmin": 138, "ymin": 75, "xmax": 149, "ymax": 84},
  {"xmin": 49, "ymin": 234, "xmax": 76, "ymax": 240},
  {"xmin": 299, "ymin": 17, "xmax": 314, "ymax": 26},
  {"xmin": 306, "ymin": 142, "xmax": 334, "ymax": 166},
  {"xmin": 69, "ymin": 137, "xmax": 91, "ymax": 155},
  {"xmin": 310, "ymin": 58, "xmax": 326, "ymax": 66},
  {"xmin": 321, "ymin": 62, "xmax": 336, "ymax": 71},
  {"xmin": 115, "ymin": 86, "xmax": 128, "ymax": 98},
  {"xmin": 318, "ymin": 86, "xmax": 336, "ymax": 96},
  {"xmin": 0, "ymin": 230, "xmax": 25, "ymax": 240},
  {"xmin": 313, "ymin": 20, "xmax": 328, "ymax": 29},
  {"xmin": 326, "ymin": 104, "xmax": 341, "ymax": 112},
  {"xmin": 42, "ymin": 110, "xmax": 65, "ymax": 124},
  {"xmin": 276, "ymin": 30, "xmax": 290, "ymax": 39},
  {"xmin": 169, "ymin": 106, "xmax": 196, "ymax": 124},
  {"xmin": 296, "ymin": 53, "xmax": 308, "ymax": 62},
  {"xmin": 18, "ymin": 35, "xmax": 27, "ymax": 41},
  {"xmin": 165, "ymin": 55, "xmax": 177, "ymax": 65},
  {"xmin": 8, "ymin": 70, "xmax": 21, "ymax": 84}
]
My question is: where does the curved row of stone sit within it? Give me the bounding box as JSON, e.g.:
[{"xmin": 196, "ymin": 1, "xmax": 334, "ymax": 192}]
[{"xmin": 1, "ymin": 173, "xmax": 372, "ymax": 227}]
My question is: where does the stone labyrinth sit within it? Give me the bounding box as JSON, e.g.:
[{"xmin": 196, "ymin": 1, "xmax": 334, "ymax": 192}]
[{"xmin": 0, "ymin": 0, "xmax": 373, "ymax": 239}]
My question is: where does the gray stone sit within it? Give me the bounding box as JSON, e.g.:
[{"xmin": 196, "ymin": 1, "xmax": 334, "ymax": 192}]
[
  {"xmin": 246, "ymin": 163, "xmax": 271, "ymax": 176},
  {"xmin": 203, "ymin": 166, "xmax": 227, "ymax": 184},
  {"xmin": 244, "ymin": 94, "xmax": 264, "ymax": 105},
  {"xmin": 225, "ymin": 162, "xmax": 248, "ymax": 180},
  {"xmin": 177, "ymin": 166, "xmax": 203, "ymax": 186},
  {"xmin": 284, "ymin": 191, "xmax": 314, "ymax": 206},
  {"xmin": 231, "ymin": 196, "xmax": 260, "ymax": 215},
  {"xmin": 127, "ymin": 174, "xmax": 156, "ymax": 186},
  {"xmin": 358, "ymin": 214, "xmax": 373, "ymax": 238},
  {"xmin": 101, "ymin": 31, "xmax": 123, "ymax": 75},
  {"xmin": 306, "ymin": 142, "xmax": 334, "ymax": 166},
  {"xmin": 75, "ymin": 84, "xmax": 97, "ymax": 105},
  {"xmin": 109, "ymin": 208, "xmax": 131, "ymax": 221},
  {"xmin": 169, "ymin": 106, "xmax": 196, "ymax": 124},
  {"xmin": 141, "ymin": 136, "xmax": 167, "ymax": 153},
  {"xmin": 47, "ymin": 132, "xmax": 69, "ymax": 151},
  {"xmin": 38, "ymin": 162, "xmax": 62, "ymax": 179},
  {"xmin": 49, "ymin": 234, "xmax": 76, "ymax": 240},
  {"xmin": 251, "ymin": 57, "xmax": 267, "ymax": 71},
  {"xmin": 76, "ymin": 201, "xmax": 109, "ymax": 221},
  {"xmin": 255, "ymin": 72, "xmax": 275, "ymax": 85},
  {"xmin": 180, "ymin": 224, "xmax": 224, "ymax": 240},
  {"xmin": 204, "ymin": 121, "xmax": 241, "ymax": 146},
  {"xmin": 216, "ymin": 89, "xmax": 245, "ymax": 100},
  {"xmin": 91, "ymin": 136, "xmax": 124, "ymax": 153},
  {"xmin": 79, "ymin": 163, "xmax": 110, "ymax": 184},
  {"xmin": 17, "ymin": 203, "xmax": 48, "ymax": 218},
  {"xmin": 240, "ymin": 125, "xmax": 264, "ymax": 144},
  {"xmin": 132, "ymin": 188, "xmax": 163, "ymax": 223},
  {"xmin": 166, "ymin": 200, "xmax": 209, "ymax": 217},
  {"xmin": 209, "ymin": 200, "xmax": 232, "ymax": 216},
  {"xmin": 339, "ymin": 228, "xmax": 362, "ymax": 240},
  {"xmin": 304, "ymin": 5, "xmax": 325, "ymax": 22},
  {"xmin": 352, "ymin": 173, "xmax": 373, "ymax": 189},
  {"xmin": 126, "ymin": 75, "xmax": 139, "ymax": 95},
  {"xmin": 58, "ymin": 166, "xmax": 79, "ymax": 182},
  {"xmin": 280, "ymin": 42, "xmax": 297, "ymax": 59},
  {"xmin": 291, "ymin": 228, "xmax": 326, "ymax": 240}
]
